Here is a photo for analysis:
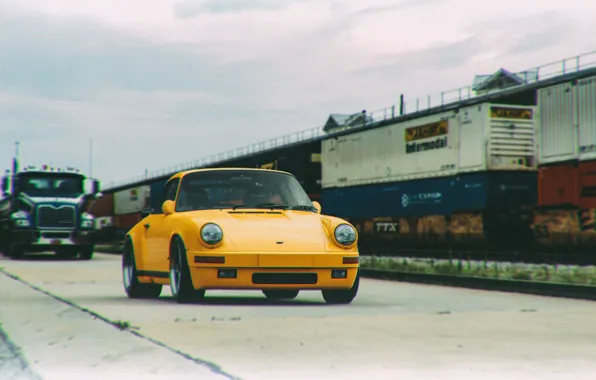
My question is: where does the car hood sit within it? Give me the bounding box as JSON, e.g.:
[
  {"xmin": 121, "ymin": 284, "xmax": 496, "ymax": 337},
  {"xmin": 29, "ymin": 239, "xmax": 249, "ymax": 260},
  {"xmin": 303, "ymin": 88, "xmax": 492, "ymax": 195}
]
[{"xmin": 189, "ymin": 209, "xmax": 328, "ymax": 252}]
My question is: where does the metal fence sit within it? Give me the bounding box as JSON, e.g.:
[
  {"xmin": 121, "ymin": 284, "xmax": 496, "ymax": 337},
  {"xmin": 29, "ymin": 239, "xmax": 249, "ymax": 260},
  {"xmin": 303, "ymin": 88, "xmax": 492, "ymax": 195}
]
[{"xmin": 103, "ymin": 49, "xmax": 596, "ymax": 191}]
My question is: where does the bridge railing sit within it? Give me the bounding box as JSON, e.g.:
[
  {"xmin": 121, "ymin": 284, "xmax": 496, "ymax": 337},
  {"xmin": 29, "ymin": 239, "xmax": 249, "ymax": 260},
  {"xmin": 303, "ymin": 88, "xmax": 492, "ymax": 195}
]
[{"xmin": 103, "ymin": 49, "xmax": 596, "ymax": 191}]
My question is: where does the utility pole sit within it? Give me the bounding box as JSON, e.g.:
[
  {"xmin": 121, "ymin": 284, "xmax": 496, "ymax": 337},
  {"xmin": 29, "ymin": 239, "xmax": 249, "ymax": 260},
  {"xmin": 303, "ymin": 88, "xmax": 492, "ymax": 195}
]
[{"xmin": 89, "ymin": 139, "xmax": 93, "ymax": 178}]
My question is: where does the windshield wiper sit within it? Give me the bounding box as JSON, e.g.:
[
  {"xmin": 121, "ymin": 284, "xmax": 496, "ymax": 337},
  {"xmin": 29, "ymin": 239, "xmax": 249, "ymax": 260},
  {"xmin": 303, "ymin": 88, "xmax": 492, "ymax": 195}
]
[
  {"xmin": 288, "ymin": 205, "xmax": 317, "ymax": 212},
  {"xmin": 231, "ymin": 203, "xmax": 290, "ymax": 210}
]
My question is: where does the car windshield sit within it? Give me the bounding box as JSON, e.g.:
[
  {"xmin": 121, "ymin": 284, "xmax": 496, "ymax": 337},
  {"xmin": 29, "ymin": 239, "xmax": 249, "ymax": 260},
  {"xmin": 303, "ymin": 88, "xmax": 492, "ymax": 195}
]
[
  {"xmin": 176, "ymin": 170, "xmax": 316, "ymax": 212},
  {"xmin": 18, "ymin": 172, "xmax": 85, "ymax": 198}
]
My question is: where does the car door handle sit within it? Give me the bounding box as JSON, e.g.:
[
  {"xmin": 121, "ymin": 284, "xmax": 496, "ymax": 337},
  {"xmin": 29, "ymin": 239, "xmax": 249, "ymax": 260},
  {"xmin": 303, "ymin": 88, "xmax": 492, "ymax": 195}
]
[{"xmin": 144, "ymin": 223, "xmax": 150, "ymax": 229}]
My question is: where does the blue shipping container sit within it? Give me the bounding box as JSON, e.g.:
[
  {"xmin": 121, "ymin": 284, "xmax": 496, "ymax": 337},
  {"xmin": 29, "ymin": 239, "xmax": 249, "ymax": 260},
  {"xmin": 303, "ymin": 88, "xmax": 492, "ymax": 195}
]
[
  {"xmin": 320, "ymin": 171, "xmax": 537, "ymax": 219},
  {"xmin": 149, "ymin": 179, "xmax": 167, "ymax": 211}
]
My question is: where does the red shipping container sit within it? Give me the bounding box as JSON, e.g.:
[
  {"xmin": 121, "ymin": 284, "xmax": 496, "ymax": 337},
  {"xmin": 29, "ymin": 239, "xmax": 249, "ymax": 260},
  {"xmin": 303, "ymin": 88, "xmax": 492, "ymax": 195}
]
[
  {"xmin": 538, "ymin": 162, "xmax": 579, "ymax": 207},
  {"xmin": 114, "ymin": 212, "xmax": 141, "ymax": 231},
  {"xmin": 89, "ymin": 193, "xmax": 114, "ymax": 218},
  {"xmin": 578, "ymin": 160, "xmax": 596, "ymax": 209}
]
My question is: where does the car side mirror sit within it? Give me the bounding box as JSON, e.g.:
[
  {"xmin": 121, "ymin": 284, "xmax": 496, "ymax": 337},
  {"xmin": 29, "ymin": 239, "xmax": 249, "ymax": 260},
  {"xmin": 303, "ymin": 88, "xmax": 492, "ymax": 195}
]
[
  {"xmin": 140, "ymin": 207, "xmax": 153, "ymax": 219},
  {"xmin": 162, "ymin": 200, "xmax": 175, "ymax": 216},
  {"xmin": 312, "ymin": 201, "xmax": 321, "ymax": 214}
]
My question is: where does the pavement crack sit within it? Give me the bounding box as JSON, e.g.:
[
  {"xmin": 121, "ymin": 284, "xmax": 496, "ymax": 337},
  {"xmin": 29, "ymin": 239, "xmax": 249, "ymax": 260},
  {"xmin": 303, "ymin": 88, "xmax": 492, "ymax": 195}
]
[{"xmin": 0, "ymin": 268, "xmax": 244, "ymax": 380}]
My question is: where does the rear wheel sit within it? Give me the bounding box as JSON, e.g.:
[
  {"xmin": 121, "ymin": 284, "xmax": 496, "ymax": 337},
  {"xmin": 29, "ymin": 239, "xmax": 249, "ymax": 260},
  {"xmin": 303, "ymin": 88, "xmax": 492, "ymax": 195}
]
[
  {"xmin": 122, "ymin": 239, "xmax": 162, "ymax": 299},
  {"xmin": 321, "ymin": 270, "xmax": 360, "ymax": 305},
  {"xmin": 262, "ymin": 290, "xmax": 299, "ymax": 300},
  {"xmin": 169, "ymin": 236, "xmax": 205, "ymax": 304}
]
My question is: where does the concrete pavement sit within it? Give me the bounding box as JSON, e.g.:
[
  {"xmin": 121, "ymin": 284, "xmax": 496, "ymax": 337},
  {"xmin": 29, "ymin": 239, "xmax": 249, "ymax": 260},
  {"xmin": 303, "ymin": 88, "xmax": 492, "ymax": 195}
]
[{"xmin": 1, "ymin": 252, "xmax": 596, "ymax": 379}]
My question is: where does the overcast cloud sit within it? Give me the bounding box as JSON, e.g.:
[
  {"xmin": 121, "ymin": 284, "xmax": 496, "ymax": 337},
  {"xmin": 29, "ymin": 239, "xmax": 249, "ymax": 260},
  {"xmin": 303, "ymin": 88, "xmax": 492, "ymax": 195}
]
[{"xmin": 0, "ymin": 0, "xmax": 595, "ymax": 188}]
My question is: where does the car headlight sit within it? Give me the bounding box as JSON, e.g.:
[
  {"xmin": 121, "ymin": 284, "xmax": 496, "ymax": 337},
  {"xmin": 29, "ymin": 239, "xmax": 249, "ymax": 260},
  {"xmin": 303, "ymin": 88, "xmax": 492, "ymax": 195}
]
[
  {"xmin": 200, "ymin": 223, "xmax": 223, "ymax": 245},
  {"xmin": 334, "ymin": 224, "xmax": 357, "ymax": 246}
]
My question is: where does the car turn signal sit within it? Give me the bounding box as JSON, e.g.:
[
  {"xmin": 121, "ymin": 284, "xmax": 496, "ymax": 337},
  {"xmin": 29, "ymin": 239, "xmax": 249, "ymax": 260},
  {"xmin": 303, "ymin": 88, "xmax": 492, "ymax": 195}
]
[{"xmin": 343, "ymin": 257, "xmax": 359, "ymax": 264}]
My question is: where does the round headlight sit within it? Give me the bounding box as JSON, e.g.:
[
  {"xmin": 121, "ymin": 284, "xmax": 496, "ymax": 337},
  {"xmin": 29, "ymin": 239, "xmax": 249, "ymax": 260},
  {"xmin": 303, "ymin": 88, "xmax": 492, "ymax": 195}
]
[
  {"xmin": 334, "ymin": 224, "xmax": 356, "ymax": 245},
  {"xmin": 200, "ymin": 223, "xmax": 223, "ymax": 245}
]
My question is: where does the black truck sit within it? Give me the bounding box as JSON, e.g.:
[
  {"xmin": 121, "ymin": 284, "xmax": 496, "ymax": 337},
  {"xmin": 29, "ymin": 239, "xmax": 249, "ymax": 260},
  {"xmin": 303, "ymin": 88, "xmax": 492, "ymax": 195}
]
[{"xmin": 0, "ymin": 157, "xmax": 102, "ymax": 260}]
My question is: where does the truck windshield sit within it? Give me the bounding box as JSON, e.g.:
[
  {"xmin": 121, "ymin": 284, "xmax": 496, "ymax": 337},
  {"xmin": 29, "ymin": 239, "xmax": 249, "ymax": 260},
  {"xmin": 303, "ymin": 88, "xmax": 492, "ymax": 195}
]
[{"xmin": 18, "ymin": 173, "xmax": 84, "ymax": 198}]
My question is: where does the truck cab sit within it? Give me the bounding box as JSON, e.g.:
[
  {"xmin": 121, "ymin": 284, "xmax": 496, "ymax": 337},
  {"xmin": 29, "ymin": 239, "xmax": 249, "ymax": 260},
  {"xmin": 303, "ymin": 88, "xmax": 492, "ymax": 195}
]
[{"xmin": 0, "ymin": 164, "xmax": 102, "ymax": 260}]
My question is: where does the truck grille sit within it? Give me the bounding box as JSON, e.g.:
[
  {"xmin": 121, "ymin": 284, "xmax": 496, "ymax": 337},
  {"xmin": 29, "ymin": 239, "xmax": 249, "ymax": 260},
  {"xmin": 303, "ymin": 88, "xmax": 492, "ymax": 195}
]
[{"xmin": 37, "ymin": 206, "xmax": 76, "ymax": 228}]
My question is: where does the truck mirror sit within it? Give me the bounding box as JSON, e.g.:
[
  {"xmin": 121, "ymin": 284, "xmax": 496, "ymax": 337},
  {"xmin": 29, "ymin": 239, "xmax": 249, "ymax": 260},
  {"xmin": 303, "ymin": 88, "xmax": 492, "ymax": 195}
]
[
  {"xmin": 1, "ymin": 177, "xmax": 8, "ymax": 193},
  {"xmin": 92, "ymin": 179, "xmax": 100, "ymax": 194}
]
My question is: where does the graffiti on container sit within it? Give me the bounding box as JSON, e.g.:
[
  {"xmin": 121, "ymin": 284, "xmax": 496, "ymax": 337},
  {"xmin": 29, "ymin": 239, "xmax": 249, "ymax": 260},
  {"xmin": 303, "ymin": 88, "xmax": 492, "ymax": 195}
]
[
  {"xmin": 532, "ymin": 209, "xmax": 596, "ymax": 246},
  {"xmin": 489, "ymin": 106, "xmax": 533, "ymax": 120},
  {"xmin": 366, "ymin": 213, "xmax": 484, "ymax": 245},
  {"xmin": 401, "ymin": 192, "xmax": 442, "ymax": 208},
  {"xmin": 404, "ymin": 119, "xmax": 449, "ymax": 154}
]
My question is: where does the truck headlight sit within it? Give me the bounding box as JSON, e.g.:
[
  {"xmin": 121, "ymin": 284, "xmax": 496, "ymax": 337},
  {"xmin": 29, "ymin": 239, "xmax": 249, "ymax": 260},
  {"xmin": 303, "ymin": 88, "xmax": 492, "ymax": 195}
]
[
  {"xmin": 10, "ymin": 211, "xmax": 31, "ymax": 227},
  {"xmin": 334, "ymin": 224, "xmax": 357, "ymax": 246},
  {"xmin": 81, "ymin": 213, "xmax": 94, "ymax": 229},
  {"xmin": 200, "ymin": 223, "xmax": 223, "ymax": 245}
]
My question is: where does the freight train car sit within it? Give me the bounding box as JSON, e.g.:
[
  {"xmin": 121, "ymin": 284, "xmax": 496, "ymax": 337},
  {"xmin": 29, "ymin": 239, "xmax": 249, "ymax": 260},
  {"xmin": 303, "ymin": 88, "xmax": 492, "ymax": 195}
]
[
  {"xmin": 532, "ymin": 74, "xmax": 596, "ymax": 252},
  {"xmin": 88, "ymin": 192, "xmax": 115, "ymax": 243},
  {"xmin": 321, "ymin": 102, "xmax": 538, "ymax": 254},
  {"xmin": 112, "ymin": 185, "xmax": 150, "ymax": 239}
]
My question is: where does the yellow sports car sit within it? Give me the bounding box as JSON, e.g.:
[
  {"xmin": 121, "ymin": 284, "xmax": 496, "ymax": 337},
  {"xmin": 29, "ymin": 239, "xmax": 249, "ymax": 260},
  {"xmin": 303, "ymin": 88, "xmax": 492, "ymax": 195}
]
[{"xmin": 122, "ymin": 168, "xmax": 360, "ymax": 304}]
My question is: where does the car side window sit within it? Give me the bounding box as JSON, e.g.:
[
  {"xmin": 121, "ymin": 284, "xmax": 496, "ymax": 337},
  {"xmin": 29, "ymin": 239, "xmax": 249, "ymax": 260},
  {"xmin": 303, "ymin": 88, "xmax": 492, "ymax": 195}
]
[{"xmin": 163, "ymin": 178, "xmax": 180, "ymax": 203}]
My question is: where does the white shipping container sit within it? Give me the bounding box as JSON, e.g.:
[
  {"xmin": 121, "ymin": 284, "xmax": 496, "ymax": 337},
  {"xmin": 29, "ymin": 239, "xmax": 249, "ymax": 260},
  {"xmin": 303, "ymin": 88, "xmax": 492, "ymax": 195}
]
[
  {"xmin": 321, "ymin": 102, "xmax": 536, "ymax": 189},
  {"xmin": 537, "ymin": 82, "xmax": 577, "ymax": 164},
  {"xmin": 577, "ymin": 75, "xmax": 596, "ymax": 162},
  {"xmin": 114, "ymin": 185, "xmax": 150, "ymax": 215}
]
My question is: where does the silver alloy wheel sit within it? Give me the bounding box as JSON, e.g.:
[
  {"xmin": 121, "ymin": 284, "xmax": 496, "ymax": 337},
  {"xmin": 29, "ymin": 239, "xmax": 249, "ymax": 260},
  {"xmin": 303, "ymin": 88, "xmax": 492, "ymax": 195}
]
[
  {"xmin": 123, "ymin": 250, "xmax": 134, "ymax": 290},
  {"xmin": 169, "ymin": 241, "xmax": 182, "ymax": 296}
]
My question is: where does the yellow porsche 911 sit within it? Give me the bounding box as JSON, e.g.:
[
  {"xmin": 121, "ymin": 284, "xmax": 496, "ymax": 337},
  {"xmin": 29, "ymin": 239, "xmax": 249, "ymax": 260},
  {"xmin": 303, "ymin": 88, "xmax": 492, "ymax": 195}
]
[{"xmin": 122, "ymin": 168, "xmax": 360, "ymax": 304}]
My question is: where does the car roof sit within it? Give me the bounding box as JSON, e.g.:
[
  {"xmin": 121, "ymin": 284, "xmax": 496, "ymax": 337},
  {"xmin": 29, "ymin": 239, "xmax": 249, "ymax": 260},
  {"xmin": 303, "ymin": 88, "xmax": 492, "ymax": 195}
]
[{"xmin": 167, "ymin": 167, "xmax": 294, "ymax": 182}]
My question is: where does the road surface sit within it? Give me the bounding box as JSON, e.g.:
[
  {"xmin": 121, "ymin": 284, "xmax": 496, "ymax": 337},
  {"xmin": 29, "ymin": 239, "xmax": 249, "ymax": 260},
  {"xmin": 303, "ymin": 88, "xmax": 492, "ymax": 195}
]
[{"xmin": 1, "ymin": 252, "xmax": 596, "ymax": 380}]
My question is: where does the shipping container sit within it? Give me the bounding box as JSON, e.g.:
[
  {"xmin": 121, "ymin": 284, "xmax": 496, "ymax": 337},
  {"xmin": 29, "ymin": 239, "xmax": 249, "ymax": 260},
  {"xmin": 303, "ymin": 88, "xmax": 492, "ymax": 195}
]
[
  {"xmin": 321, "ymin": 102, "xmax": 536, "ymax": 189},
  {"xmin": 577, "ymin": 75, "xmax": 596, "ymax": 162},
  {"xmin": 88, "ymin": 192, "xmax": 114, "ymax": 217},
  {"xmin": 537, "ymin": 82, "xmax": 577, "ymax": 164},
  {"xmin": 578, "ymin": 160, "xmax": 596, "ymax": 209},
  {"xmin": 113, "ymin": 212, "xmax": 141, "ymax": 231},
  {"xmin": 537, "ymin": 162, "xmax": 579, "ymax": 207},
  {"xmin": 321, "ymin": 171, "xmax": 537, "ymax": 251},
  {"xmin": 114, "ymin": 185, "xmax": 150, "ymax": 215}
]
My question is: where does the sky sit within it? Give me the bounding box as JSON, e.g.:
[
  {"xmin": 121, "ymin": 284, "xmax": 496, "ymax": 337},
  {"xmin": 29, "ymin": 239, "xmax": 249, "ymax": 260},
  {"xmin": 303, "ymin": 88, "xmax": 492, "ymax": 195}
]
[{"xmin": 1, "ymin": 0, "xmax": 595, "ymax": 189}]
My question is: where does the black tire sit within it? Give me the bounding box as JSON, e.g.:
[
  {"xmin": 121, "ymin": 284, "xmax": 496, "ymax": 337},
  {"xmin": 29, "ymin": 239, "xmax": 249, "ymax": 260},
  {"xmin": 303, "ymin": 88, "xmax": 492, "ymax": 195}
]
[
  {"xmin": 55, "ymin": 248, "xmax": 78, "ymax": 259},
  {"xmin": 262, "ymin": 290, "xmax": 300, "ymax": 300},
  {"xmin": 79, "ymin": 246, "xmax": 94, "ymax": 260},
  {"xmin": 169, "ymin": 236, "xmax": 205, "ymax": 304},
  {"xmin": 122, "ymin": 239, "xmax": 162, "ymax": 299},
  {"xmin": 321, "ymin": 269, "xmax": 360, "ymax": 305},
  {"xmin": 7, "ymin": 245, "xmax": 25, "ymax": 260}
]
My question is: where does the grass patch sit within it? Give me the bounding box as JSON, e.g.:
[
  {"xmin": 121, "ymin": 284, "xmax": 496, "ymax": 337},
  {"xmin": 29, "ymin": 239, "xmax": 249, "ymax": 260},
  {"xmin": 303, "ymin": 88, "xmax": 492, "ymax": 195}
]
[{"xmin": 360, "ymin": 256, "xmax": 596, "ymax": 286}]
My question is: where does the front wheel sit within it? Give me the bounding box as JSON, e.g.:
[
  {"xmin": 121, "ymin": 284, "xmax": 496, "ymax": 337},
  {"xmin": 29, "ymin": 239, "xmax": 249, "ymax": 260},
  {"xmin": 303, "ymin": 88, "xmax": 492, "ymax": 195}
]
[
  {"xmin": 79, "ymin": 246, "xmax": 94, "ymax": 260},
  {"xmin": 321, "ymin": 270, "xmax": 360, "ymax": 305},
  {"xmin": 169, "ymin": 236, "xmax": 205, "ymax": 304},
  {"xmin": 122, "ymin": 240, "xmax": 162, "ymax": 299}
]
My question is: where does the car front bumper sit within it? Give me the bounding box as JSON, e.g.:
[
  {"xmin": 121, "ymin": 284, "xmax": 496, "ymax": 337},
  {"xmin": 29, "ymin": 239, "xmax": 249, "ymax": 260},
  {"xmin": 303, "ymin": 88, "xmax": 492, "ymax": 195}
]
[{"xmin": 187, "ymin": 251, "xmax": 359, "ymax": 290}]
